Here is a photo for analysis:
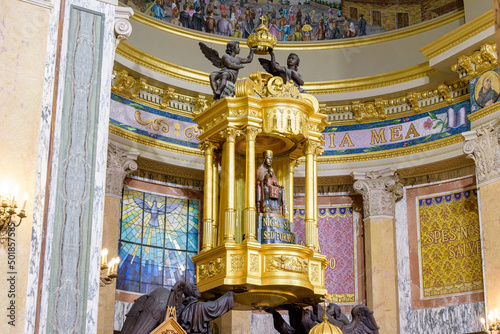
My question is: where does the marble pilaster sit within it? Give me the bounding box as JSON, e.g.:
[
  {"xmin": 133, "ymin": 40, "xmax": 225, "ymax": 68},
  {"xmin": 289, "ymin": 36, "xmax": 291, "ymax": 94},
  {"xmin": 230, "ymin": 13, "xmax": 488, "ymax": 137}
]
[
  {"xmin": 463, "ymin": 118, "xmax": 500, "ymax": 315},
  {"xmin": 25, "ymin": 0, "xmax": 122, "ymax": 333},
  {"xmin": 97, "ymin": 143, "xmax": 139, "ymax": 334},
  {"xmin": 352, "ymin": 169, "xmax": 403, "ymax": 333}
]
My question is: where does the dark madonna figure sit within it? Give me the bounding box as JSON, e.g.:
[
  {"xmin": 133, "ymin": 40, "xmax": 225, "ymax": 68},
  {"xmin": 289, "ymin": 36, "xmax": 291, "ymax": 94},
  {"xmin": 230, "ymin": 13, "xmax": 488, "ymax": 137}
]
[
  {"xmin": 256, "ymin": 150, "xmax": 285, "ymax": 216},
  {"xmin": 476, "ymin": 73, "xmax": 499, "ymax": 107},
  {"xmin": 199, "ymin": 41, "xmax": 256, "ymax": 99},
  {"xmin": 259, "ymin": 50, "xmax": 307, "ymax": 93}
]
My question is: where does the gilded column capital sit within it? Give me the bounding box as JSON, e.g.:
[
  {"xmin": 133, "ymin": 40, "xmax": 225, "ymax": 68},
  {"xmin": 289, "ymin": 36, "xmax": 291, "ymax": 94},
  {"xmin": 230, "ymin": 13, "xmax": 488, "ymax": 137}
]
[
  {"xmin": 289, "ymin": 159, "xmax": 300, "ymax": 172},
  {"xmin": 106, "ymin": 142, "xmax": 140, "ymax": 198},
  {"xmin": 303, "ymin": 140, "xmax": 322, "ymax": 156},
  {"xmin": 220, "ymin": 128, "xmax": 241, "ymax": 142},
  {"xmin": 244, "ymin": 126, "xmax": 262, "ymax": 142},
  {"xmin": 199, "ymin": 141, "xmax": 218, "ymax": 155},
  {"xmin": 114, "ymin": 7, "xmax": 134, "ymax": 49},
  {"xmin": 352, "ymin": 169, "xmax": 403, "ymax": 218},
  {"xmin": 463, "ymin": 118, "xmax": 500, "ymax": 186}
]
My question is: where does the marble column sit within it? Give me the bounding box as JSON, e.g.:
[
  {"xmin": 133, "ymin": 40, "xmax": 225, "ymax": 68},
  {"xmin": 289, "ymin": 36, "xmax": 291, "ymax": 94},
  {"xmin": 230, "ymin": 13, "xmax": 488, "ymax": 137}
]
[
  {"xmin": 24, "ymin": 2, "xmax": 134, "ymax": 333},
  {"xmin": 221, "ymin": 128, "xmax": 241, "ymax": 244},
  {"xmin": 352, "ymin": 169, "xmax": 403, "ymax": 334},
  {"xmin": 463, "ymin": 118, "xmax": 500, "ymax": 316},
  {"xmin": 97, "ymin": 143, "xmax": 139, "ymax": 334}
]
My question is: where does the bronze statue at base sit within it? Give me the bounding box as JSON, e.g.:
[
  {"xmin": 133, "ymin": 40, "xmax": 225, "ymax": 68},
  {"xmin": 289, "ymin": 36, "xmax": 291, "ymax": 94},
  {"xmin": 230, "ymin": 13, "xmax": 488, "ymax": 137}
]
[
  {"xmin": 121, "ymin": 282, "xmax": 234, "ymax": 334},
  {"xmin": 266, "ymin": 303, "xmax": 380, "ymax": 334}
]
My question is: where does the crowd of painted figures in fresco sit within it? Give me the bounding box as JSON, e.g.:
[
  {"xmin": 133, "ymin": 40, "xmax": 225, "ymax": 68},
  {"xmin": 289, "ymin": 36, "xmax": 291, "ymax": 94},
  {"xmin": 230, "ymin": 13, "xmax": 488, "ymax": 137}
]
[{"xmin": 143, "ymin": 0, "xmax": 382, "ymax": 40}]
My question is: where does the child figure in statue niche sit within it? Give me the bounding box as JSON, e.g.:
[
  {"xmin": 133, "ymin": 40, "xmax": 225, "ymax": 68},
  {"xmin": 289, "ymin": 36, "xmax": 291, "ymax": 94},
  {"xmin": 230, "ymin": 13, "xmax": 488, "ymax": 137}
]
[{"xmin": 262, "ymin": 168, "xmax": 284, "ymax": 215}]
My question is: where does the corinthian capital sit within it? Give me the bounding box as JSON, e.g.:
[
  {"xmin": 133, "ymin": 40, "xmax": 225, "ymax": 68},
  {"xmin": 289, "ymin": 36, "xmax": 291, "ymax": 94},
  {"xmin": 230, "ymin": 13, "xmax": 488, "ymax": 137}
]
[
  {"xmin": 106, "ymin": 143, "xmax": 140, "ymax": 198},
  {"xmin": 303, "ymin": 140, "xmax": 323, "ymax": 156},
  {"xmin": 114, "ymin": 7, "xmax": 134, "ymax": 49},
  {"xmin": 352, "ymin": 169, "xmax": 403, "ymax": 218},
  {"xmin": 244, "ymin": 126, "xmax": 261, "ymax": 142},
  {"xmin": 219, "ymin": 128, "xmax": 241, "ymax": 142},
  {"xmin": 463, "ymin": 118, "xmax": 500, "ymax": 186},
  {"xmin": 199, "ymin": 141, "xmax": 218, "ymax": 155}
]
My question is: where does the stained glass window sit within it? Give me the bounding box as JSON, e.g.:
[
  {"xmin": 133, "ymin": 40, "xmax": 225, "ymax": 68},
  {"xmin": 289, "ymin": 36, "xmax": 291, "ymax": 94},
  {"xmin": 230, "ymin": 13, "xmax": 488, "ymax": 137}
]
[{"xmin": 117, "ymin": 189, "xmax": 199, "ymax": 293}]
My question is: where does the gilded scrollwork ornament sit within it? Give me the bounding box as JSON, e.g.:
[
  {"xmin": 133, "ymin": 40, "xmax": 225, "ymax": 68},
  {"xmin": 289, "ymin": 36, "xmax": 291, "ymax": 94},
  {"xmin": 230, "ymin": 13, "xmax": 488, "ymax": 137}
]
[
  {"xmin": 266, "ymin": 255, "xmax": 308, "ymax": 274},
  {"xmin": 198, "ymin": 257, "xmax": 226, "ymax": 280}
]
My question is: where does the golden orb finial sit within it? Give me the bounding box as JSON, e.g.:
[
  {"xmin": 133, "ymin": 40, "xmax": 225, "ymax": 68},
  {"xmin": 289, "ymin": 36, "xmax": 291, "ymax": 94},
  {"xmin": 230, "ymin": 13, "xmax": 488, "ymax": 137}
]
[{"xmin": 247, "ymin": 23, "xmax": 277, "ymax": 55}]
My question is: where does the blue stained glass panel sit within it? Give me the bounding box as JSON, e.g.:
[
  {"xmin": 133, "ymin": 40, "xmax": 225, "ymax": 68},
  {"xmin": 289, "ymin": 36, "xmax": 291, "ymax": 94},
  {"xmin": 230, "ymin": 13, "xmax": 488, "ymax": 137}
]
[
  {"xmin": 121, "ymin": 190, "xmax": 144, "ymax": 244},
  {"xmin": 188, "ymin": 200, "xmax": 199, "ymax": 252},
  {"xmin": 117, "ymin": 241, "xmax": 142, "ymax": 292},
  {"xmin": 143, "ymin": 193, "xmax": 166, "ymax": 247},
  {"xmin": 140, "ymin": 245, "xmax": 164, "ymax": 293},
  {"xmin": 165, "ymin": 198, "xmax": 188, "ymax": 250},
  {"xmin": 186, "ymin": 251, "xmax": 197, "ymax": 283},
  {"xmin": 163, "ymin": 250, "xmax": 187, "ymax": 288},
  {"xmin": 118, "ymin": 189, "xmax": 200, "ymax": 294}
]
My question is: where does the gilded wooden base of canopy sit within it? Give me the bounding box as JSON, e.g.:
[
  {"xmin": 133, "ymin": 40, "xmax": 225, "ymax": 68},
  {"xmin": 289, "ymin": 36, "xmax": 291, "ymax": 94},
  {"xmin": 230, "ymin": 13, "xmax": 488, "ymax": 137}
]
[{"xmin": 192, "ymin": 241, "xmax": 328, "ymax": 309}]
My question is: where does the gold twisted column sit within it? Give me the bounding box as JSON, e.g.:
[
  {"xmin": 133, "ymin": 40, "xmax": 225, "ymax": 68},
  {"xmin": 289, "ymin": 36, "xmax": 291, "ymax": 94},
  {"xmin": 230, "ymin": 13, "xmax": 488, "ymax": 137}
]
[
  {"xmin": 221, "ymin": 128, "xmax": 241, "ymax": 243},
  {"xmin": 200, "ymin": 141, "xmax": 217, "ymax": 251},
  {"xmin": 304, "ymin": 140, "xmax": 320, "ymax": 250},
  {"xmin": 212, "ymin": 151, "xmax": 220, "ymax": 247},
  {"xmin": 244, "ymin": 126, "xmax": 261, "ymax": 242}
]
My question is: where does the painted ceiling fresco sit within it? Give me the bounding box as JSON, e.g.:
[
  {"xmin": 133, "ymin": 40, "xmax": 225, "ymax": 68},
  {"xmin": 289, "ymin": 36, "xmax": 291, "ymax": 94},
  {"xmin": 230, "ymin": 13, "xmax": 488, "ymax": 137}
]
[{"xmin": 121, "ymin": 0, "xmax": 463, "ymax": 41}]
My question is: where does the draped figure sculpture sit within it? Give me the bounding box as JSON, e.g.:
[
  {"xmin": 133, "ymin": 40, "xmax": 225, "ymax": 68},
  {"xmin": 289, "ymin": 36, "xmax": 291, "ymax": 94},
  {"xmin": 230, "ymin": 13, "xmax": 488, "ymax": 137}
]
[{"xmin": 121, "ymin": 281, "xmax": 234, "ymax": 334}]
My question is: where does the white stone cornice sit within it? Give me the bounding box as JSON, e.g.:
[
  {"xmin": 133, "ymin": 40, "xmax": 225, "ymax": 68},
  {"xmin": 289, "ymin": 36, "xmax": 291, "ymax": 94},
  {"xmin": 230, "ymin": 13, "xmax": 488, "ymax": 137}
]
[
  {"xmin": 352, "ymin": 168, "xmax": 403, "ymax": 219},
  {"xmin": 463, "ymin": 118, "xmax": 500, "ymax": 186},
  {"xmin": 114, "ymin": 7, "xmax": 134, "ymax": 49},
  {"xmin": 105, "ymin": 142, "xmax": 140, "ymax": 197}
]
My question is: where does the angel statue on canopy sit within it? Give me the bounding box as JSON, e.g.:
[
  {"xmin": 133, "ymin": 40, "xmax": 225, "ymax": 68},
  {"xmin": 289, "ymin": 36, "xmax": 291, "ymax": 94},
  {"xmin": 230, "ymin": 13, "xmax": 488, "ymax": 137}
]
[
  {"xmin": 258, "ymin": 50, "xmax": 307, "ymax": 94},
  {"xmin": 199, "ymin": 41, "xmax": 257, "ymax": 100}
]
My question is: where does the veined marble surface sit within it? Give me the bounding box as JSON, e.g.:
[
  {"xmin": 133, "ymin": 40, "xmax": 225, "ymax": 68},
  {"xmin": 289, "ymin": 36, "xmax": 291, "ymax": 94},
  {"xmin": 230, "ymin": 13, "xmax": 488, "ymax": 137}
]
[
  {"xmin": 25, "ymin": 0, "xmax": 63, "ymax": 331},
  {"xmin": 25, "ymin": 0, "xmax": 116, "ymax": 333},
  {"xmin": 396, "ymin": 185, "xmax": 485, "ymax": 334},
  {"xmin": 114, "ymin": 300, "xmax": 133, "ymax": 331},
  {"xmin": 250, "ymin": 313, "xmax": 287, "ymax": 334}
]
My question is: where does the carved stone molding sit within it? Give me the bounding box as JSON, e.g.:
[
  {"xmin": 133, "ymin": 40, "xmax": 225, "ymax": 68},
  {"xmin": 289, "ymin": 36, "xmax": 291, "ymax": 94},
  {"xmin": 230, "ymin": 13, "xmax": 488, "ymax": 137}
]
[
  {"xmin": 106, "ymin": 143, "xmax": 140, "ymax": 198},
  {"xmin": 352, "ymin": 169, "xmax": 403, "ymax": 218},
  {"xmin": 114, "ymin": 7, "xmax": 134, "ymax": 49},
  {"xmin": 463, "ymin": 118, "xmax": 500, "ymax": 185}
]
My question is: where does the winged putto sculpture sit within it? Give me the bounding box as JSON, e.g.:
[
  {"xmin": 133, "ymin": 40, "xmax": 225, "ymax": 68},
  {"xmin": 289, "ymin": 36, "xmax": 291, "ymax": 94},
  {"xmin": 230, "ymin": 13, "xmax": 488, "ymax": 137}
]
[{"xmin": 199, "ymin": 41, "xmax": 256, "ymax": 99}]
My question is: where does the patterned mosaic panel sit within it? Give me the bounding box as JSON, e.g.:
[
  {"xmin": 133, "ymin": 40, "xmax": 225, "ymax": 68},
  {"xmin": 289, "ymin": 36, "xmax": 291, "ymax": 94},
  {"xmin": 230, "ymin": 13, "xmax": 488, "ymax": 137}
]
[
  {"xmin": 117, "ymin": 189, "xmax": 199, "ymax": 293},
  {"xmin": 418, "ymin": 188, "xmax": 483, "ymax": 298},
  {"xmin": 294, "ymin": 206, "xmax": 356, "ymax": 303}
]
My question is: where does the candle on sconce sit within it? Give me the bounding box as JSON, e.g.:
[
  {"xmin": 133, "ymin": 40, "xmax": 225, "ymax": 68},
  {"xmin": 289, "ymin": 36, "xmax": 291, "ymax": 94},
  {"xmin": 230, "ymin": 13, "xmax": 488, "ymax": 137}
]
[
  {"xmin": 481, "ymin": 317, "xmax": 487, "ymax": 331},
  {"xmin": 107, "ymin": 258, "xmax": 115, "ymax": 276},
  {"xmin": 488, "ymin": 310, "xmax": 495, "ymax": 328},
  {"xmin": 22, "ymin": 193, "xmax": 28, "ymax": 211},
  {"xmin": 114, "ymin": 257, "xmax": 120, "ymax": 272},
  {"xmin": 101, "ymin": 248, "xmax": 108, "ymax": 265}
]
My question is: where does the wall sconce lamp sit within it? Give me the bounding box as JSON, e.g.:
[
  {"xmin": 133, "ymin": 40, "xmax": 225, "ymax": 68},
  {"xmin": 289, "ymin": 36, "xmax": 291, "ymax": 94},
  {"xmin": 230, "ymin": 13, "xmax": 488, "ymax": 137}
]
[
  {"xmin": 481, "ymin": 309, "xmax": 499, "ymax": 333},
  {"xmin": 0, "ymin": 184, "xmax": 28, "ymax": 243},
  {"xmin": 100, "ymin": 248, "xmax": 120, "ymax": 287}
]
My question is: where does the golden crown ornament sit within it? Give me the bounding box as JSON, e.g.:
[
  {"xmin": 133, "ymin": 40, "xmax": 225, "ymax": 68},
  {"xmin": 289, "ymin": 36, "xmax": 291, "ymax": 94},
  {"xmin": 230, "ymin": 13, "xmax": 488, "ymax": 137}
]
[{"xmin": 247, "ymin": 18, "xmax": 277, "ymax": 55}]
